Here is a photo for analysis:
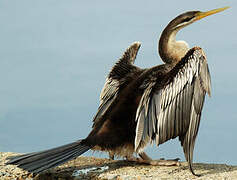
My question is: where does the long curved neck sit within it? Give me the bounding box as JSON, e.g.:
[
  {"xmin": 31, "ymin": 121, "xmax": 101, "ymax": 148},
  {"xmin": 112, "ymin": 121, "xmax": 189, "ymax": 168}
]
[{"xmin": 158, "ymin": 26, "xmax": 189, "ymax": 64}]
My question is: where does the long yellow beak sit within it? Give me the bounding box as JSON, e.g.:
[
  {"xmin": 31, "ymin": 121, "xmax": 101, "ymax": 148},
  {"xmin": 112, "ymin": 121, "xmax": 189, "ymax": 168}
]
[{"xmin": 195, "ymin": 6, "xmax": 230, "ymax": 21}]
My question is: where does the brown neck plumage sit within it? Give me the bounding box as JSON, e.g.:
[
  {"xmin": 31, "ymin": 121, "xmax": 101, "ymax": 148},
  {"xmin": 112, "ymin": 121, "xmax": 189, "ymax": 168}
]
[{"xmin": 158, "ymin": 24, "xmax": 189, "ymax": 65}]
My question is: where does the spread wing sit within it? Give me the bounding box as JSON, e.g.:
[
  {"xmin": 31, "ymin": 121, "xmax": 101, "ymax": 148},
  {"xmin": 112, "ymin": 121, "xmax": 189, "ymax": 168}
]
[
  {"xmin": 93, "ymin": 42, "xmax": 142, "ymax": 127},
  {"xmin": 135, "ymin": 47, "xmax": 211, "ymax": 175}
]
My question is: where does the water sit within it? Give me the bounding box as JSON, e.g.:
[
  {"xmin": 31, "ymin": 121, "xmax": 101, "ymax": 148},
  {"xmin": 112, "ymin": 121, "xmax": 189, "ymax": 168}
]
[{"xmin": 0, "ymin": 1, "xmax": 236, "ymax": 166}]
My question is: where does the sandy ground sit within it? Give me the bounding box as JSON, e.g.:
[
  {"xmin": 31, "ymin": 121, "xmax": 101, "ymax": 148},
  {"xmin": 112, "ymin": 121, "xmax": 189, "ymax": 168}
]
[{"xmin": 1, "ymin": 152, "xmax": 237, "ymax": 180}]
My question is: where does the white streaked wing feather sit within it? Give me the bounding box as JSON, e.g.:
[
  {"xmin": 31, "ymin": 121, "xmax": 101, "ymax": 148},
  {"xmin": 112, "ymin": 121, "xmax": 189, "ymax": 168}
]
[{"xmin": 135, "ymin": 48, "xmax": 211, "ymax": 173}]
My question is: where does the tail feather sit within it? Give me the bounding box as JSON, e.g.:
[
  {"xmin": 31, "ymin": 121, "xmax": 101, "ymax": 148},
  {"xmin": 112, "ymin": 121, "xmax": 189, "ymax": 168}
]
[
  {"xmin": 6, "ymin": 140, "xmax": 90, "ymax": 173},
  {"xmin": 22, "ymin": 147, "xmax": 80, "ymax": 172}
]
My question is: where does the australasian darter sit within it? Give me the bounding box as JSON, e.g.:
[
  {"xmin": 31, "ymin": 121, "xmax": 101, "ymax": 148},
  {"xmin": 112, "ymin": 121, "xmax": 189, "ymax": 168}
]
[{"xmin": 6, "ymin": 7, "xmax": 229, "ymax": 176}]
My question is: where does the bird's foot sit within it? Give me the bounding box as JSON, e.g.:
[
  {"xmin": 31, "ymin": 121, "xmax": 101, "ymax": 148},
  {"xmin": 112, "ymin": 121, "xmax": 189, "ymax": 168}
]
[
  {"xmin": 137, "ymin": 152, "xmax": 180, "ymax": 166},
  {"xmin": 126, "ymin": 156, "xmax": 180, "ymax": 166},
  {"xmin": 143, "ymin": 158, "xmax": 181, "ymax": 166},
  {"xmin": 125, "ymin": 156, "xmax": 140, "ymax": 162}
]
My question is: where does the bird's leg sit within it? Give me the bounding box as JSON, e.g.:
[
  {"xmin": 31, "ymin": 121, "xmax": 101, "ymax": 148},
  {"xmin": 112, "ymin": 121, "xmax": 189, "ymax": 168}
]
[
  {"xmin": 109, "ymin": 152, "xmax": 114, "ymax": 160},
  {"xmin": 139, "ymin": 152, "xmax": 152, "ymax": 161},
  {"xmin": 138, "ymin": 152, "xmax": 180, "ymax": 166}
]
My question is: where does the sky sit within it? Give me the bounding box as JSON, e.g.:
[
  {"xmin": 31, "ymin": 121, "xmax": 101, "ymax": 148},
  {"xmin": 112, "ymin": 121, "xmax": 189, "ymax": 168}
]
[{"xmin": 0, "ymin": 0, "xmax": 236, "ymax": 166}]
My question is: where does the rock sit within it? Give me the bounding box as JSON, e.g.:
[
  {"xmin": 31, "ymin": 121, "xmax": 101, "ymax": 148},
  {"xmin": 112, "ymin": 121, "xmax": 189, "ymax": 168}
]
[{"xmin": 1, "ymin": 152, "xmax": 237, "ymax": 179}]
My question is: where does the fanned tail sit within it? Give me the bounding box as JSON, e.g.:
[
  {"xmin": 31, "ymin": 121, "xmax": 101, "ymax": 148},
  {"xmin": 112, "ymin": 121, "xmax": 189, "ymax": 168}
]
[{"xmin": 6, "ymin": 139, "xmax": 90, "ymax": 174}]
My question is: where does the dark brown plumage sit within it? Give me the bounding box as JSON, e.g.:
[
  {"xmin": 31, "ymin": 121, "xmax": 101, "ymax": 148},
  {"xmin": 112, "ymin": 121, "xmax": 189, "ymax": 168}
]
[{"xmin": 6, "ymin": 7, "xmax": 229, "ymax": 176}]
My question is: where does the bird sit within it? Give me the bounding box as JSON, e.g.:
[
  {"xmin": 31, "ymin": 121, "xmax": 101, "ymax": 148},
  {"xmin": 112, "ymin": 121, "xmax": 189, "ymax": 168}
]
[{"xmin": 6, "ymin": 7, "xmax": 229, "ymax": 176}]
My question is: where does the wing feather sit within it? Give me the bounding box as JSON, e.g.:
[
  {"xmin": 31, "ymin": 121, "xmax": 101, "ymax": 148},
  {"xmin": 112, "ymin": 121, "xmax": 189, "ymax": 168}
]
[
  {"xmin": 135, "ymin": 47, "xmax": 211, "ymax": 175},
  {"xmin": 93, "ymin": 42, "xmax": 141, "ymax": 127}
]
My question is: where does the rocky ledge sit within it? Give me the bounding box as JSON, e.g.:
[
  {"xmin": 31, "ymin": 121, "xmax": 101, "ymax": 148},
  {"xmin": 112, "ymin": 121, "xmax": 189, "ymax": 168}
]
[{"xmin": 0, "ymin": 152, "xmax": 237, "ymax": 180}]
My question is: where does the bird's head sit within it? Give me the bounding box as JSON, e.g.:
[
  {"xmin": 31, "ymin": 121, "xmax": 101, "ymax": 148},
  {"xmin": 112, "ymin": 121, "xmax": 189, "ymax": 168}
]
[
  {"xmin": 168, "ymin": 7, "xmax": 230, "ymax": 31},
  {"xmin": 159, "ymin": 7, "xmax": 229, "ymax": 64}
]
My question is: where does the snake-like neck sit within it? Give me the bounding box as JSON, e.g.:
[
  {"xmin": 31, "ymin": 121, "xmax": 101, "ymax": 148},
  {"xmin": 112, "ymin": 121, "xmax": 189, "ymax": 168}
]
[{"xmin": 158, "ymin": 24, "xmax": 189, "ymax": 64}]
